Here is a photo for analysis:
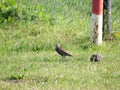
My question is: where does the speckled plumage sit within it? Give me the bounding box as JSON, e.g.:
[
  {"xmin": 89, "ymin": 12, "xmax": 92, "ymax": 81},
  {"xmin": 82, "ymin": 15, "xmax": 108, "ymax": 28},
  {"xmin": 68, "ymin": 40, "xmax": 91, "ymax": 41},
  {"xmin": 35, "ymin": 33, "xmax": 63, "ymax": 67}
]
[{"xmin": 90, "ymin": 54, "xmax": 103, "ymax": 62}]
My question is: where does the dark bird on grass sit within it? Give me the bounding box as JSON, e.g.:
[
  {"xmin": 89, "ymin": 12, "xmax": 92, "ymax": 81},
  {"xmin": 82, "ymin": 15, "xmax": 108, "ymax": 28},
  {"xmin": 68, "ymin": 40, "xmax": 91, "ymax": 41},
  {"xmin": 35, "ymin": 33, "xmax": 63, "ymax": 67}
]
[
  {"xmin": 55, "ymin": 43, "xmax": 72, "ymax": 59},
  {"xmin": 90, "ymin": 54, "xmax": 103, "ymax": 62}
]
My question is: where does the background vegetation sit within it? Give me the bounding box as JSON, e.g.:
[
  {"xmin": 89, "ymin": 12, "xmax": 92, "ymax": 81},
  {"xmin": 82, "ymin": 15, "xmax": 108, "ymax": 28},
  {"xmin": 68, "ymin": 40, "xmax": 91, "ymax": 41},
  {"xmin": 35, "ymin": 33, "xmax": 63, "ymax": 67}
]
[{"xmin": 0, "ymin": 0, "xmax": 120, "ymax": 90}]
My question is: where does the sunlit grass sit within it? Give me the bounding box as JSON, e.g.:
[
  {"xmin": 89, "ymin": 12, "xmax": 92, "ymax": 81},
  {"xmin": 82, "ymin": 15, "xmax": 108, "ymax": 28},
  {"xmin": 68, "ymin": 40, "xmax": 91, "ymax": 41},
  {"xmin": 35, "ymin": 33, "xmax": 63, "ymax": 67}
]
[{"xmin": 0, "ymin": 0, "xmax": 120, "ymax": 90}]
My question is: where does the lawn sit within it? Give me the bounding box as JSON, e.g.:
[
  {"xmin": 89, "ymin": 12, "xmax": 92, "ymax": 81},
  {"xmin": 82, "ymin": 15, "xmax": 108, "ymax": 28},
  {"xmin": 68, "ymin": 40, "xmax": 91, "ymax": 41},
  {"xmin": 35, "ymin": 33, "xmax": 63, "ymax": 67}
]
[{"xmin": 0, "ymin": 0, "xmax": 120, "ymax": 90}]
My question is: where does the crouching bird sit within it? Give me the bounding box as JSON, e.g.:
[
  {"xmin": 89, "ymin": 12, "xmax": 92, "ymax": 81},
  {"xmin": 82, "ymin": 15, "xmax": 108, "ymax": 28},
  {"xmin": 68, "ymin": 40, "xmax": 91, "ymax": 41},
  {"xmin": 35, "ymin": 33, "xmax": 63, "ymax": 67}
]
[
  {"xmin": 55, "ymin": 43, "xmax": 72, "ymax": 59},
  {"xmin": 90, "ymin": 54, "xmax": 103, "ymax": 62}
]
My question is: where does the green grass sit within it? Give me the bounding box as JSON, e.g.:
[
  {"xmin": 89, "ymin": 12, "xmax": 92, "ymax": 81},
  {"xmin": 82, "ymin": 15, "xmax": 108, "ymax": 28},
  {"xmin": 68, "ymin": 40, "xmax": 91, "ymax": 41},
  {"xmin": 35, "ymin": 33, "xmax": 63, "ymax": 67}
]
[{"xmin": 0, "ymin": 0, "xmax": 120, "ymax": 90}]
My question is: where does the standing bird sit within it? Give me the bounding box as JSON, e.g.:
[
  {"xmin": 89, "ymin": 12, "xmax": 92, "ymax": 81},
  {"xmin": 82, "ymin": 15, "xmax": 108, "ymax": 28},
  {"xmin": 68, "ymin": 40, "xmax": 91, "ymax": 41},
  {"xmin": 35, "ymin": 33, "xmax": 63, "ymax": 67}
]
[{"xmin": 55, "ymin": 43, "xmax": 72, "ymax": 59}]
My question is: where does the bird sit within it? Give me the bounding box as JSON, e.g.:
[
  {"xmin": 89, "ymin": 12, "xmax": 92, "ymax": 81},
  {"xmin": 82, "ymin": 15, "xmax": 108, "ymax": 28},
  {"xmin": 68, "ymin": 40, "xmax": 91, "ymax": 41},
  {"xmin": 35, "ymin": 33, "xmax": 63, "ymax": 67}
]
[
  {"xmin": 90, "ymin": 54, "xmax": 103, "ymax": 62},
  {"xmin": 55, "ymin": 43, "xmax": 72, "ymax": 59}
]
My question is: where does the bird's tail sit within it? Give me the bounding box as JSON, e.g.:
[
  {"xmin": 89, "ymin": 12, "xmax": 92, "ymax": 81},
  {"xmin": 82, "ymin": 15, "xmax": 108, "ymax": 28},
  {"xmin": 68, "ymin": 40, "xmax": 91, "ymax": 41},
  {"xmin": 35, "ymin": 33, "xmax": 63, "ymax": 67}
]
[{"xmin": 68, "ymin": 54, "xmax": 73, "ymax": 57}]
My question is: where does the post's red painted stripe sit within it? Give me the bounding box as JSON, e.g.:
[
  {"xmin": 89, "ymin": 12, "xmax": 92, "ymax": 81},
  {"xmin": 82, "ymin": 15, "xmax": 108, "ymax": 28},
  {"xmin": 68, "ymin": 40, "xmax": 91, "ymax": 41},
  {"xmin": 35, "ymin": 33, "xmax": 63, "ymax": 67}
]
[{"xmin": 92, "ymin": 0, "xmax": 103, "ymax": 15}]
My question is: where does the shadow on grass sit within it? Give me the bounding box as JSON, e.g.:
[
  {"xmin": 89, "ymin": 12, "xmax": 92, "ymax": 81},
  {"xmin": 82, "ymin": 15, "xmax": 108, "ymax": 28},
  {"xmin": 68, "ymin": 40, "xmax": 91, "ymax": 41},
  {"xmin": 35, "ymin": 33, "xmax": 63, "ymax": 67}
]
[
  {"xmin": 2, "ymin": 74, "xmax": 24, "ymax": 83},
  {"xmin": 32, "ymin": 76, "xmax": 49, "ymax": 84}
]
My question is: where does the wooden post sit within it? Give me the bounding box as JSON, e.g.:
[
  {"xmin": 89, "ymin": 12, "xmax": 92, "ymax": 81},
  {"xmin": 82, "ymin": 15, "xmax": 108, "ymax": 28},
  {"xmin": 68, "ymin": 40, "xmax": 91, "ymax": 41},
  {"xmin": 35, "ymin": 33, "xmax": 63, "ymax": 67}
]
[
  {"xmin": 103, "ymin": 0, "xmax": 111, "ymax": 38},
  {"xmin": 91, "ymin": 0, "xmax": 103, "ymax": 45}
]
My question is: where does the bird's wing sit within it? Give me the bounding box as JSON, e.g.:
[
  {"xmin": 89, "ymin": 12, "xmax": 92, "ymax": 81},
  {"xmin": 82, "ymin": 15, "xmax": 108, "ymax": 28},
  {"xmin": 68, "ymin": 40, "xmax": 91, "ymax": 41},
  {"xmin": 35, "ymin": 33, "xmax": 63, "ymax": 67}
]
[{"xmin": 59, "ymin": 47, "xmax": 72, "ymax": 56}]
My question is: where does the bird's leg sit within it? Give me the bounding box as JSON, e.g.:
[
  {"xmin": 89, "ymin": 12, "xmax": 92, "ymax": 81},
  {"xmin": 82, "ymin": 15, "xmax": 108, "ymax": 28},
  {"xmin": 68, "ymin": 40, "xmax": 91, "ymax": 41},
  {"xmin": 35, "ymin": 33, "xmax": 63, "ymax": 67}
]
[{"xmin": 62, "ymin": 56, "xmax": 65, "ymax": 60}]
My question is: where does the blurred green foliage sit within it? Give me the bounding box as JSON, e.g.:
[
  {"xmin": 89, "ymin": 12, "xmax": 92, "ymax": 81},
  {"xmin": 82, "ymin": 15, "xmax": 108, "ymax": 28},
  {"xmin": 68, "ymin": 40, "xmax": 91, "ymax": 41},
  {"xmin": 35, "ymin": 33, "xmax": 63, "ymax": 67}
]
[{"xmin": 0, "ymin": 1, "xmax": 19, "ymax": 24}]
